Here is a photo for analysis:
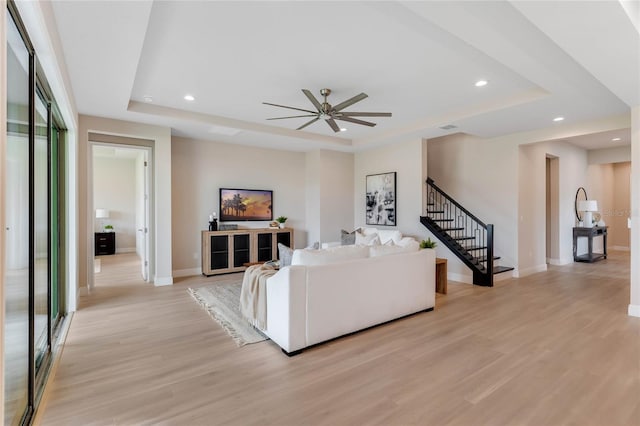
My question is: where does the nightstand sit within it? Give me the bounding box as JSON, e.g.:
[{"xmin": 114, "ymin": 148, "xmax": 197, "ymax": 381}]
[{"xmin": 95, "ymin": 232, "xmax": 116, "ymax": 255}]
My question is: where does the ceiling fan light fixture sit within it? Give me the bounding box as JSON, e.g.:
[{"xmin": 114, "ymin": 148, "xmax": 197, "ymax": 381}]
[
  {"xmin": 184, "ymin": 94, "xmax": 195, "ymax": 101},
  {"xmin": 475, "ymin": 79, "xmax": 488, "ymax": 87},
  {"xmin": 264, "ymin": 88, "xmax": 391, "ymax": 133}
]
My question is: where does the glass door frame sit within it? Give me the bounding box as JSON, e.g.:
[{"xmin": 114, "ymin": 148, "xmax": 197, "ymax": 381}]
[{"xmin": 5, "ymin": 1, "xmax": 68, "ymax": 424}]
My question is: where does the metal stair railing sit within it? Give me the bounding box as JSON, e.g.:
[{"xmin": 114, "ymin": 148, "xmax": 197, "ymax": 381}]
[{"xmin": 423, "ymin": 177, "xmax": 494, "ymax": 286}]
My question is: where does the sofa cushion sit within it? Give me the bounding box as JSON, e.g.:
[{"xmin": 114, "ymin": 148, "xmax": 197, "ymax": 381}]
[
  {"xmin": 291, "ymin": 244, "xmax": 369, "ymax": 266},
  {"xmin": 355, "ymin": 232, "xmax": 381, "ymax": 246},
  {"xmin": 278, "ymin": 243, "xmax": 294, "ymax": 267},
  {"xmin": 360, "ymin": 227, "xmax": 403, "ymax": 244},
  {"xmin": 369, "ymin": 239, "xmax": 420, "ymax": 257}
]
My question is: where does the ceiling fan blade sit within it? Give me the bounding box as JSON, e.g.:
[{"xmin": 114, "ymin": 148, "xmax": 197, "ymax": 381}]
[
  {"xmin": 334, "ymin": 116, "xmax": 377, "ymax": 127},
  {"xmin": 263, "ymin": 102, "xmax": 316, "ymax": 114},
  {"xmin": 302, "ymin": 89, "xmax": 323, "ymax": 111},
  {"xmin": 325, "ymin": 118, "xmax": 341, "ymax": 133},
  {"xmin": 338, "ymin": 112, "xmax": 392, "ymax": 117},
  {"xmin": 297, "ymin": 117, "xmax": 320, "ymax": 130},
  {"xmin": 267, "ymin": 114, "xmax": 318, "ymax": 120},
  {"xmin": 332, "ymin": 92, "xmax": 368, "ymax": 112}
]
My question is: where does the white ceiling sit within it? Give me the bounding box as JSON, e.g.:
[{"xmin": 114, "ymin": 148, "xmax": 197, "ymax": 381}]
[{"xmin": 50, "ymin": 1, "xmax": 639, "ymax": 152}]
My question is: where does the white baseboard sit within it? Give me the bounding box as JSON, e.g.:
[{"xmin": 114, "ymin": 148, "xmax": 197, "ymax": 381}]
[
  {"xmin": 611, "ymin": 246, "xmax": 630, "ymax": 251},
  {"xmin": 154, "ymin": 276, "xmax": 173, "ymax": 286},
  {"xmin": 629, "ymin": 304, "xmax": 640, "ymax": 317},
  {"xmin": 116, "ymin": 247, "xmax": 136, "ymax": 254},
  {"xmin": 173, "ymin": 268, "xmax": 201, "ymax": 278},
  {"xmin": 547, "ymin": 257, "xmax": 572, "ymax": 266},
  {"xmin": 513, "ymin": 263, "xmax": 547, "ymax": 278},
  {"xmin": 447, "ymin": 272, "xmax": 472, "ymax": 284}
]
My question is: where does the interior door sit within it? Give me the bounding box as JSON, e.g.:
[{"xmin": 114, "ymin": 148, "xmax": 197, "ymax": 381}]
[{"xmin": 141, "ymin": 150, "xmax": 150, "ymax": 281}]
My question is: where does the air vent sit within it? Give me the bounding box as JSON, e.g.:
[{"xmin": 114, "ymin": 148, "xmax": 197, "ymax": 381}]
[{"xmin": 439, "ymin": 124, "xmax": 458, "ymax": 130}]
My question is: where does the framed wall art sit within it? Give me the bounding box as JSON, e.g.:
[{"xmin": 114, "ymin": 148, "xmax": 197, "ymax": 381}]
[{"xmin": 365, "ymin": 172, "xmax": 396, "ymax": 226}]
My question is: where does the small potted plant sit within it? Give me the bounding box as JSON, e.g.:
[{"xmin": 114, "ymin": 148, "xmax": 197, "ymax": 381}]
[
  {"xmin": 104, "ymin": 224, "xmax": 114, "ymax": 233},
  {"xmin": 275, "ymin": 216, "xmax": 288, "ymax": 229},
  {"xmin": 420, "ymin": 237, "xmax": 437, "ymax": 249}
]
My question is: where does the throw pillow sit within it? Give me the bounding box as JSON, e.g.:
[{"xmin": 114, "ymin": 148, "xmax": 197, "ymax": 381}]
[
  {"xmin": 278, "ymin": 243, "xmax": 294, "ymax": 267},
  {"xmin": 341, "ymin": 229, "xmax": 356, "ymax": 245},
  {"xmin": 356, "ymin": 231, "xmax": 380, "ymax": 246},
  {"xmin": 306, "ymin": 241, "xmax": 320, "ymax": 250}
]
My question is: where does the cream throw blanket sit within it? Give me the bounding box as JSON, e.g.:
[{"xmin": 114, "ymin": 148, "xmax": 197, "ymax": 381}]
[{"xmin": 240, "ymin": 264, "xmax": 277, "ymax": 330}]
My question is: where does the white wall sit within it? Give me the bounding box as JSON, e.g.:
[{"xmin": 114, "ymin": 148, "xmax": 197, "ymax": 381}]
[
  {"xmin": 588, "ymin": 145, "xmax": 631, "ymax": 164},
  {"xmin": 305, "ymin": 149, "xmax": 354, "ymax": 244},
  {"xmin": 171, "ymin": 137, "xmax": 307, "ymax": 274},
  {"xmin": 519, "ymin": 140, "xmax": 589, "ymax": 272},
  {"xmin": 93, "ymin": 155, "xmax": 137, "ymax": 252},
  {"xmin": 354, "ymin": 138, "xmax": 428, "ymax": 241},
  {"xmin": 428, "ymin": 133, "xmax": 518, "ymax": 282}
]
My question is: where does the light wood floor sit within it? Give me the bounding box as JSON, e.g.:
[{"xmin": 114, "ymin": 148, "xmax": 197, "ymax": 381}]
[{"xmin": 38, "ymin": 252, "xmax": 639, "ymax": 425}]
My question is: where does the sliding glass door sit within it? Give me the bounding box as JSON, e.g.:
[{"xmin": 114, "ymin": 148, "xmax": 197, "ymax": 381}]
[
  {"xmin": 4, "ymin": 7, "xmax": 31, "ymax": 425},
  {"xmin": 4, "ymin": 3, "xmax": 66, "ymax": 424}
]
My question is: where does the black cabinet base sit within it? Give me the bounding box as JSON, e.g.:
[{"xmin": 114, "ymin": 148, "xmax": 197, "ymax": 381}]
[{"xmin": 95, "ymin": 232, "xmax": 116, "ymax": 255}]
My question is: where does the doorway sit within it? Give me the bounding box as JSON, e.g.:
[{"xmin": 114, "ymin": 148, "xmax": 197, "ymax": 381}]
[
  {"xmin": 546, "ymin": 155, "xmax": 560, "ymax": 263},
  {"xmin": 90, "ymin": 143, "xmax": 151, "ymax": 287}
]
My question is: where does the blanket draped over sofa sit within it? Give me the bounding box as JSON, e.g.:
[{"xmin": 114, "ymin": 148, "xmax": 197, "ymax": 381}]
[{"xmin": 239, "ymin": 264, "xmax": 277, "ymax": 330}]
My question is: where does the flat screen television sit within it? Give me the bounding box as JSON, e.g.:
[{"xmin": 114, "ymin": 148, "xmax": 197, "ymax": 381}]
[{"xmin": 219, "ymin": 188, "xmax": 273, "ymax": 221}]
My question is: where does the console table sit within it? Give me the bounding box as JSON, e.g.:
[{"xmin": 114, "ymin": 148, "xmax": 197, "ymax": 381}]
[
  {"xmin": 201, "ymin": 228, "xmax": 293, "ymax": 276},
  {"xmin": 573, "ymin": 226, "xmax": 607, "ymax": 263}
]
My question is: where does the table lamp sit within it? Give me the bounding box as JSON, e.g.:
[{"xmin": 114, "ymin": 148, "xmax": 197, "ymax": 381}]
[{"xmin": 577, "ymin": 200, "xmax": 598, "ymax": 228}]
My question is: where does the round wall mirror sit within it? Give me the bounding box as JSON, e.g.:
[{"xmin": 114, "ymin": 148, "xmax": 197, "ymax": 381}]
[{"xmin": 575, "ymin": 187, "xmax": 588, "ymax": 222}]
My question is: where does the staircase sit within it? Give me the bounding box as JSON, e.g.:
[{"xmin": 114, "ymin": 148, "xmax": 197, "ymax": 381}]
[{"xmin": 420, "ymin": 177, "xmax": 513, "ymax": 287}]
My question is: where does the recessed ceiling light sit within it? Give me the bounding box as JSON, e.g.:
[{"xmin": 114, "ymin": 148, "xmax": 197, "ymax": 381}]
[
  {"xmin": 184, "ymin": 94, "xmax": 195, "ymax": 101},
  {"xmin": 339, "ymin": 128, "xmax": 347, "ymax": 132},
  {"xmin": 612, "ymin": 137, "xmax": 621, "ymax": 141},
  {"xmin": 475, "ymin": 80, "xmax": 488, "ymax": 87},
  {"xmin": 143, "ymin": 95, "xmax": 153, "ymax": 103},
  {"xmin": 553, "ymin": 116, "xmax": 564, "ymax": 122}
]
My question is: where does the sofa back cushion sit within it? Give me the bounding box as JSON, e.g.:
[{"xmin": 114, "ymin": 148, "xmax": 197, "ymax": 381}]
[
  {"xmin": 369, "ymin": 239, "xmax": 420, "ymax": 257},
  {"xmin": 360, "ymin": 227, "xmax": 403, "ymax": 245},
  {"xmin": 291, "ymin": 244, "xmax": 369, "ymax": 266}
]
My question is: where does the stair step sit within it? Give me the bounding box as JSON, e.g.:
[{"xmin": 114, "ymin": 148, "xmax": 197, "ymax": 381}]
[
  {"xmin": 440, "ymin": 227, "xmax": 464, "ymax": 232},
  {"xmin": 426, "ymin": 210, "xmax": 445, "ymax": 214},
  {"xmin": 427, "ymin": 203, "xmax": 434, "ymax": 206},
  {"xmin": 452, "ymin": 236, "xmax": 475, "ymax": 241},
  {"xmin": 493, "ymin": 266, "xmax": 514, "ymax": 275},
  {"xmin": 463, "ymin": 245, "xmax": 487, "ymax": 251},
  {"xmin": 429, "ymin": 218, "xmax": 454, "ymax": 223},
  {"xmin": 474, "ymin": 255, "xmax": 501, "ymax": 263}
]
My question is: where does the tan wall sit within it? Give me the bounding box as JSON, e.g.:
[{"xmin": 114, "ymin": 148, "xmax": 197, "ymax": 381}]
[
  {"xmin": 171, "ymin": 137, "xmax": 308, "ymax": 273},
  {"xmin": 611, "ymin": 162, "xmax": 631, "ymax": 249}
]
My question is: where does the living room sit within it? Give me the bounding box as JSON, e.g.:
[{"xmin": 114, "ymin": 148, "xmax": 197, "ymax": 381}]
[{"xmin": 2, "ymin": 1, "xmax": 639, "ymax": 425}]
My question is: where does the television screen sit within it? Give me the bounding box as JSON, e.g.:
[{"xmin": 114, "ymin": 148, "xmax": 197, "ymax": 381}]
[{"xmin": 219, "ymin": 188, "xmax": 273, "ymax": 221}]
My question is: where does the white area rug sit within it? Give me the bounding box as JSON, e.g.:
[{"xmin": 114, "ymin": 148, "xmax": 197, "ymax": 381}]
[{"xmin": 188, "ymin": 281, "xmax": 268, "ymax": 347}]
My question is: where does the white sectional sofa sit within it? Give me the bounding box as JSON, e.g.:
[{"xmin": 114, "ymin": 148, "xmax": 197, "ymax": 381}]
[{"xmin": 263, "ymin": 243, "xmax": 436, "ymax": 355}]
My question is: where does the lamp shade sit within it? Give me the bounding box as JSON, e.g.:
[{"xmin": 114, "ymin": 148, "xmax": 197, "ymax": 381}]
[
  {"xmin": 96, "ymin": 209, "xmax": 110, "ymax": 219},
  {"xmin": 577, "ymin": 200, "xmax": 598, "ymax": 212}
]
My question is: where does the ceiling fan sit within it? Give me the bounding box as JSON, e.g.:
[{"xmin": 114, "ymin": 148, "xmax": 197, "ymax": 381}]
[{"xmin": 263, "ymin": 88, "xmax": 392, "ymax": 132}]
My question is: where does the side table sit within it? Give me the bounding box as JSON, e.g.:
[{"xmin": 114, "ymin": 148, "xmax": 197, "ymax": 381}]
[{"xmin": 435, "ymin": 258, "xmax": 447, "ymax": 294}]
